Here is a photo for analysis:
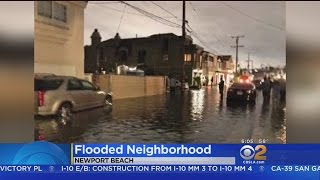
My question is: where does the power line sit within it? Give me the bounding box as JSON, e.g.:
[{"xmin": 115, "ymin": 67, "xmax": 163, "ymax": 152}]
[
  {"xmin": 117, "ymin": 4, "xmax": 126, "ymax": 33},
  {"xmin": 92, "ymin": 3, "xmax": 174, "ymax": 19},
  {"xmin": 189, "ymin": 2, "xmax": 196, "ymax": 12},
  {"xmin": 186, "ymin": 24, "xmax": 218, "ymax": 54},
  {"xmin": 187, "ymin": 2, "xmax": 230, "ymax": 48},
  {"xmin": 92, "ymin": 3, "xmax": 143, "ymax": 16},
  {"xmin": 219, "ymin": 1, "xmax": 285, "ymax": 31},
  {"xmin": 184, "ymin": 4, "xmax": 215, "ymax": 52},
  {"xmin": 120, "ymin": 1, "xmax": 180, "ymax": 27},
  {"xmin": 119, "ymin": 1, "xmax": 181, "ymax": 28},
  {"xmin": 90, "ymin": 2, "xmax": 121, "ymax": 4},
  {"xmin": 187, "ymin": 2, "xmax": 230, "ymax": 52},
  {"xmin": 172, "ymin": 4, "xmax": 182, "ymax": 11},
  {"xmin": 150, "ymin": 1, "xmax": 178, "ymax": 19}
]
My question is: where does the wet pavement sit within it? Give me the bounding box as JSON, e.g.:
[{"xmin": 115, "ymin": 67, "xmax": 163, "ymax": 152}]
[{"xmin": 35, "ymin": 86, "xmax": 286, "ymax": 143}]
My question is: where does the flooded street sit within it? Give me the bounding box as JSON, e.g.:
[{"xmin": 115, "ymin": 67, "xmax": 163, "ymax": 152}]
[{"xmin": 35, "ymin": 87, "xmax": 286, "ymax": 143}]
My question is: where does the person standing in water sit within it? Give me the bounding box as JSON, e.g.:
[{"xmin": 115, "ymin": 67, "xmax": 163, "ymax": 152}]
[{"xmin": 219, "ymin": 77, "xmax": 225, "ymax": 96}]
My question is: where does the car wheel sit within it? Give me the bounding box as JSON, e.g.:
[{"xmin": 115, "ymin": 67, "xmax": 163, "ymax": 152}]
[{"xmin": 58, "ymin": 103, "xmax": 72, "ymax": 119}]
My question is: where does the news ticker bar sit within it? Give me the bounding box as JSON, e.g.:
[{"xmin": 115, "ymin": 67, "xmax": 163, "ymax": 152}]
[
  {"xmin": 1, "ymin": 165, "xmax": 320, "ymax": 173},
  {"xmin": 4, "ymin": 143, "xmax": 320, "ymax": 166},
  {"xmin": 72, "ymin": 157, "xmax": 235, "ymax": 165}
]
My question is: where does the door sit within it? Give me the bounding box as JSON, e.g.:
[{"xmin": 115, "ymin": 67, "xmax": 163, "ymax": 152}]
[
  {"xmin": 215, "ymin": 74, "xmax": 218, "ymax": 85},
  {"xmin": 80, "ymin": 80, "xmax": 105, "ymax": 108},
  {"xmin": 67, "ymin": 79, "xmax": 88, "ymax": 111}
]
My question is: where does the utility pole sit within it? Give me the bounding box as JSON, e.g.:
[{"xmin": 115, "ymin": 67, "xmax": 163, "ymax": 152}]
[
  {"xmin": 251, "ymin": 60, "xmax": 253, "ymax": 70},
  {"xmin": 181, "ymin": 1, "xmax": 186, "ymax": 82},
  {"xmin": 231, "ymin": 35, "xmax": 244, "ymax": 74},
  {"xmin": 247, "ymin": 53, "xmax": 250, "ymax": 70},
  {"xmin": 182, "ymin": 1, "xmax": 186, "ymax": 39},
  {"xmin": 96, "ymin": 49, "xmax": 100, "ymax": 73},
  {"xmin": 245, "ymin": 53, "xmax": 253, "ymax": 74},
  {"xmin": 245, "ymin": 53, "xmax": 253, "ymax": 69}
]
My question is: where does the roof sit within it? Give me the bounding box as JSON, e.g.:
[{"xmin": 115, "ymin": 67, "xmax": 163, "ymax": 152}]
[
  {"xmin": 94, "ymin": 32, "xmax": 205, "ymax": 52},
  {"xmin": 99, "ymin": 32, "xmax": 180, "ymax": 44},
  {"xmin": 217, "ymin": 55, "xmax": 232, "ymax": 61},
  {"xmin": 34, "ymin": 73, "xmax": 78, "ymax": 80},
  {"xmin": 202, "ymin": 51, "xmax": 215, "ymax": 56},
  {"xmin": 148, "ymin": 33, "xmax": 179, "ymax": 38}
]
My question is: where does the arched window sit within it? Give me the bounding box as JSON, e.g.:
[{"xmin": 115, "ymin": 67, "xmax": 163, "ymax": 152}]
[{"xmin": 117, "ymin": 46, "xmax": 129, "ymax": 62}]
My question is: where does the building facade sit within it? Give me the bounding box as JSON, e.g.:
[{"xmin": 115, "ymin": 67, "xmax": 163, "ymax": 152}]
[
  {"xmin": 84, "ymin": 30, "xmax": 204, "ymax": 85},
  {"xmin": 34, "ymin": 1, "xmax": 87, "ymax": 78},
  {"xmin": 215, "ymin": 55, "xmax": 235, "ymax": 85},
  {"xmin": 201, "ymin": 51, "xmax": 217, "ymax": 85}
]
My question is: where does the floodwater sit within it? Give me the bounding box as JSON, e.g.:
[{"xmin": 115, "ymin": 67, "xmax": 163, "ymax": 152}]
[{"xmin": 35, "ymin": 87, "xmax": 286, "ymax": 143}]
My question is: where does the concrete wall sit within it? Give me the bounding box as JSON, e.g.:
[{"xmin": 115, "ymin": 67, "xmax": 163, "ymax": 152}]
[
  {"xmin": 93, "ymin": 75, "xmax": 166, "ymax": 100},
  {"xmin": 112, "ymin": 75, "xmax": 145, "ymax": 99},
  {"xmin": 145, "ymin": 76, "xmax": 166, "ymax": 96},
  {"xmin": 93, "ymin": 74, "xmax": 111, "ymax": 94}
]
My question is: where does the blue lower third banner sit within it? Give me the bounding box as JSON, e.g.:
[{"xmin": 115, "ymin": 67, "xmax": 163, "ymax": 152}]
[{"xmin": 0, "ymin": 142, "xmax": 320, "ymax": 179}]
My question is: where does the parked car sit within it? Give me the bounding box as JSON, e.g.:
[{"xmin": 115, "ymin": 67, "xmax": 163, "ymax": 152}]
[
  {"xmin": 34, "ymin": 74, "xmax": 112, "ymax": 118},
  {"xmin": 175, "ymin": 79, "xmax": 189, "ymax": 90},
  {"xmin": 227, "ymin": 82, "xmax": 257, "ymax": 104},
  {"xmin": 34, "ymin": 126, "xmax": 45, "ymax": 141}
]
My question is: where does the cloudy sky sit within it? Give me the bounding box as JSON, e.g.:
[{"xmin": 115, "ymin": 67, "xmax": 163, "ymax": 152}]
[{"xmin": 85, "ymin": 1, "xmax": 285, "ymax": 68}]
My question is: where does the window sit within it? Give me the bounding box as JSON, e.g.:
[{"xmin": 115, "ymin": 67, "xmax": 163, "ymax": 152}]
[
  {"xmin": 35, "ymin": 79, "xmax": 63, "ymax": 91},
  {"xmin": 184, "ymin": 54, "xmax": 192, "ymax": 62},
  {"xmin": 119, "ymin": 50, "xmax": 128, "ymax": 62},
  {"xmin": 209, "ymin": 56, "xmax": 214, "ymax": 62},
  {"xmin": 53, "ymin": 2, "xmax": 67, "ymax": 22},
  {"xmin": 99, "ymin": 48, "xmax": 104, "ymax": 60},
  {"xmin": 38, "ymin": 1, "xmax": 67, "ymax": 23},
  {"xmin": 81, "ymin": 81, "xmax": 96, "ymax": 91},
  {"xmin": 67, "ymin": 79, "xmax": 82, "ymax": 90},
  {"xmin": 162, "ymin": 38, "xmax": 169, "ymax": 52},
  {"xmin": 38, "ymin": 1, "xmax": 52, "ymax": 18},
  {"xmin": 163, "ymin": 54, "xmax": 168, "ymax": 61},
  {"xmin": 138, "ymin": 50, "xmax": 146, "ymax": 64}
]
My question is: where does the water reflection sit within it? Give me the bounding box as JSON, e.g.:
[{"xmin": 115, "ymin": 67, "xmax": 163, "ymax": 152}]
[
  {"xmin": 190, "ymin": 90, "xmax": 205, "ymax": 121},
  {"xmin": 34, "ymin": 107, "xmax": 111, "ymax": 142},
  {"xmin": 35, "ymin": 88, "xmax": 286, "ymax": 143}
]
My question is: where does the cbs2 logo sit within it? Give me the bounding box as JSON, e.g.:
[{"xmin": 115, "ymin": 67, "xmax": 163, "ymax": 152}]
[{"xmin": 240, "ymin": 145, "xmax": 267, "ymax": 160}]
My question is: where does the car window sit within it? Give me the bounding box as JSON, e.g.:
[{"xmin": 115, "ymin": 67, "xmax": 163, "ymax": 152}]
[
  {"xmin": 35, "ymin": 79, "xmax": 63, "ymax": 91},
  {"xmin": 80, "ymin": 80, "xmax": 96, "ymax": 91},
  {"xmin": 67, "ymin": 79, "xmax": 83, "ymax": 90},
  {"xmin": 231, "ymin": 83, "xmax": 254, "ymax": 89}
]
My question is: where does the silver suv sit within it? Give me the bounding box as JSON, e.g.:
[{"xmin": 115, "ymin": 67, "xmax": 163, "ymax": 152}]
[{"xmin": 34, "ymin": 74, "xmax": 112, "ymax": 118}]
